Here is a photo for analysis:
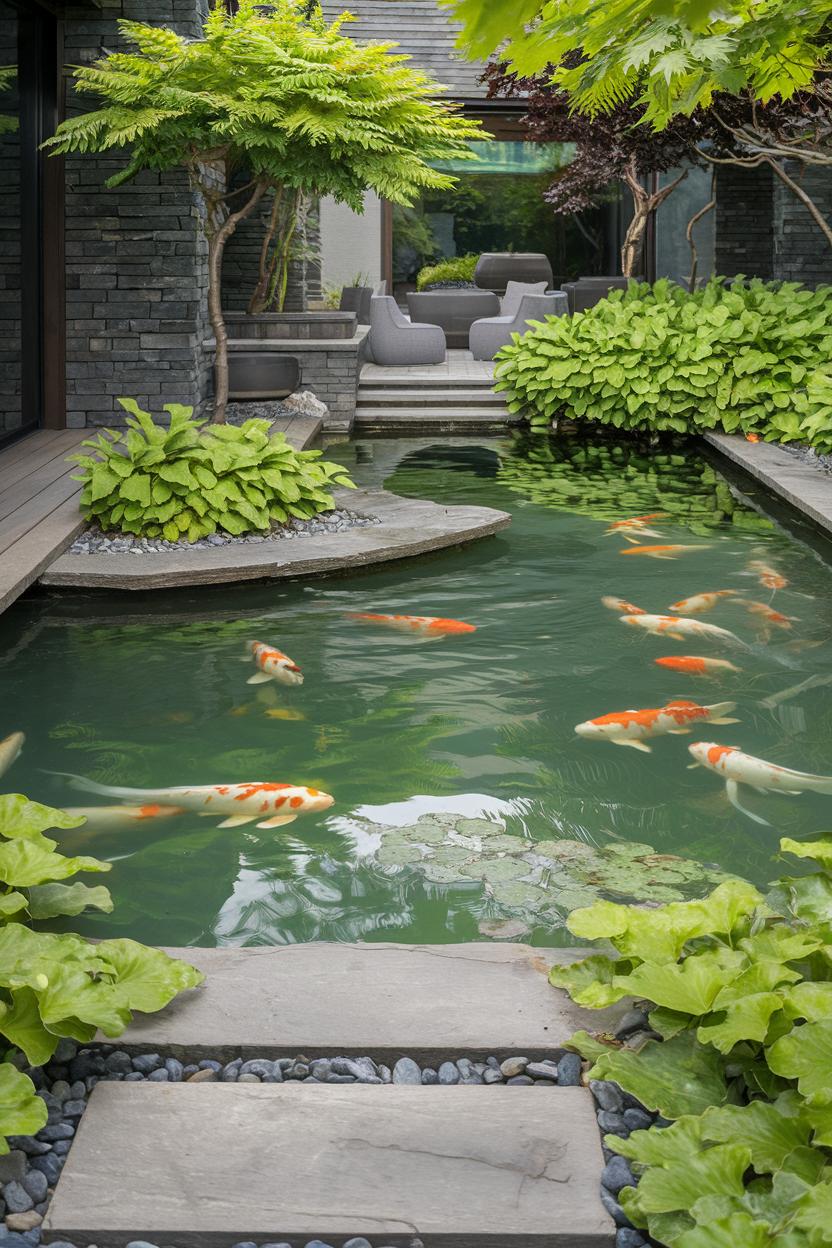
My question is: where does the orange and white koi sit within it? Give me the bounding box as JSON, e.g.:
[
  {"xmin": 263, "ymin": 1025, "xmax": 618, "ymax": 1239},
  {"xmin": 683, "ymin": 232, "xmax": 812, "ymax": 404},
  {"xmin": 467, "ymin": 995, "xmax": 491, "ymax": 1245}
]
[
  {"xmin": 345, "ymin": 613, "xmax": 476, "ymax": 636},
  {"xmin": 688, "ymin": 741, "xmax": 832, "ymax": 825},
  {"xmin": 601, "ymin": 596, "xmax": 645, "ymax": 615},
  {"xmin": 654, "ymin": 656, "xmax": 741, "ymax": 676},
  {"xmin": 576, "ymin": 700, "xmax": 739, "ymax": 753},
  {"xmin": 63, "ymin": 804, "xmax": 189, "ymax": 831},
  {"xmin": 732, "ymin": 600, "xmax": 797, "ymax": 630},
  {"xmin": 247, "ymin": 640, "xmax": 303, "ymax": 686},
  {"xmin": 0, "ymin": 732, "xmax": 24, "ymax": 779},
  {"xmin": 54, "ymin": 773, "xmax": 333, "ymax": 829},
  {"xmin": 748, "ymin": 560, "xmax": 788, "ymax": 591},
  {"xmin": 620, "ymin": 544, "xmax": 712, "ymax": 560},
  {"xmin": 606, "ymin": 513, "xmax": 667, "ymax": 544},
  {"xmin": 621, "ymin": 613, "xmax": 745, "ymax": 647},
  {"xmin": 668, "ymin": 591, "xmax": 736, "ymax": 615}
]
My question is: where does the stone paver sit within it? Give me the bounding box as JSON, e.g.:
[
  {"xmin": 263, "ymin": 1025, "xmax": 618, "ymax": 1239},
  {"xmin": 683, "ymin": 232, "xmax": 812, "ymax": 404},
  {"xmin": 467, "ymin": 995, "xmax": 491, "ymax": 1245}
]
[
  {"xmin": 112, "ymin": 943, "xmax": 623, "ymax": 1059},
  {"xmin": 705, "ymin": 433, "xmax": 832, "ymax": 536},
  {"xmin": 44, "ymin": 1083, "xmax": 614, "ymax": 1247},
  {"xmin": 40, "ymin": 488, "xmax": 511, "ymax": 591}
]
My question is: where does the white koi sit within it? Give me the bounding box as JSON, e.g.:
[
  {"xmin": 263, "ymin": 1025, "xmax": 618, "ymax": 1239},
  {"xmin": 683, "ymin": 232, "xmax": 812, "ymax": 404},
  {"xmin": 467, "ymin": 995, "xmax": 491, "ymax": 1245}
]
[
  {"xmin": 63, "ymin": 804, "xmax": 189, "ymax": 830},
  {"xmin": 0, "ymin": 732, "xmax": 24, "ymax": 779},
  {"xmin": 601, "ymin": 596, "xmax": 645, "ymax": 615},
  {"xmin": 668, "ymin": 591, "xmax": 737, "ymax": 615},
  {"xmin": 621, "ymin": 614, "xmax": 745, "ymax": 647},
  {"xmin": 688, "ymin": 741, "xmax": 832, "ymax": 826},
  {"xmin": 246, "ymin": 640, "xmax": 303, "ymax": 686}
]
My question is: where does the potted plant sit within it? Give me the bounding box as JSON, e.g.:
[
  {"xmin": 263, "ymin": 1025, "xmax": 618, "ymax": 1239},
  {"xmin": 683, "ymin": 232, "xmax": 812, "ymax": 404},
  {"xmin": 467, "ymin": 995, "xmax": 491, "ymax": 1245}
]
[{"xmin": 45, "ymin": 0, "xmax": 483, "ymax": 421}]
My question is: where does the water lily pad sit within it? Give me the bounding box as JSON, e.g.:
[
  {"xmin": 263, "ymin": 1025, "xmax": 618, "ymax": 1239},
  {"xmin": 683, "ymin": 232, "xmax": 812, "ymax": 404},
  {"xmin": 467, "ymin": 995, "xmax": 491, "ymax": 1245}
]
[
  {"xmin": 376, "ymin": 844, "xmax": 424, "ymax": 866},
  {"xmin": 420, "ymin": 863, "xmax": 464, "ymax": 885},
  {"xmin": 605, "ymin": 841, "xmax": 658, "ymax": 859},
  {"xmin": 461, "ymin": 858, "xmax": 529, "ymax": 883},
  {"xmin": 484, "ymin": 835, "xmax": 529, "ymax": 854},
  {"xmin": 532, "ymin": 838, "xmax": 601, "ymax": 864},
  {"xmin": 405, "ymin": 827, "xmax": 448, "ymax": 845},
  {"xmin": 457, "ymin": 818, "xmax": 506, "ymax": 837},
  {"xmin": 478, "ymin": 917, "xmax": 531, "ymax": 940},
  {"xmin": 491, "ymin": 881, "xmax": 548, "ymax": 907},
  {"xmin": 432, "ymin": 845, "xmax": 474, "ymax": 867}
]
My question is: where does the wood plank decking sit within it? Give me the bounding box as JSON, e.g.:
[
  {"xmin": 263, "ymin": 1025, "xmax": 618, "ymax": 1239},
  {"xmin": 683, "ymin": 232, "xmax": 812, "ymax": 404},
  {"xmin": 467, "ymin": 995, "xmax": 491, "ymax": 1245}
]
[{"xmin": 0, "ymin": 416, "xmax": 322, "ymax": 616}]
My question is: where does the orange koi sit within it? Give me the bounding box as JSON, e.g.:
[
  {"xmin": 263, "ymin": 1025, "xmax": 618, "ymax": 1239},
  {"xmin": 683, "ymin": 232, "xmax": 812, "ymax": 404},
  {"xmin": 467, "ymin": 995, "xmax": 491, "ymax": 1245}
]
[
  {"xmin": 345, "ymin": 613, "xmax": 476, "ymax": 635},
  {"xmin": 654, "ymin": 656, "xmax": 741, "ymax": 676},
  {"xmin": 748, "ymin": 560, "xmax": 788, "ymax": 591},
  {"xmin": 248, "ymin": 640, "xmax": 303, "ymax": 686},
  {"xmin": 575, "ymin": 699, "xmax": 739, "ymax": 753},
  {"xmin": 689, "ymin": 740, "xmax": 832, "ymax": 825},
  {"xmin": 733, "ymin": 599, "xmax": 797, "ymax": 629},
  {"xmin": 601, "ymin": 596, "xmax": 645, "ymax": 615},
  {"xmin": 668, "ymin": 591, "xmax": 737, "ymax": 614},
  {"xmin": 621, "ymin": 544, "xmax": 712, "ymax": 560},
  {"xmin": 606, "ymin": 514, "xmax": 667, "ymax": 543}
]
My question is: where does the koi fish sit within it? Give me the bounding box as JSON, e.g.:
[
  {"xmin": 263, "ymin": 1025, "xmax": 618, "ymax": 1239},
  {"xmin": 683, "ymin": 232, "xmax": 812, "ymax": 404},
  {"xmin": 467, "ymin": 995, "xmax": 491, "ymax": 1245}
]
[
  {"xmin": 621, "ymin": 614, "xmax": 745, "ymax": 647},
  {"xmin": 606, "ymin": 514, "xmax": 668, "ymax": 543},
  {"xmin": 688, "ymin": 741, "xmax": 832, "ymax": 825},
  {"xmin": 576, "ymin": 700, "xmax": 739, "ymax": 753},
  {"xmin": 63, "ymin": 804, "xmax": 189, "ymax": 831},
  {"xmin": 51, "ymin": 773, "xmax": 333, "ymax": 829},
  {"xmin": 620, "ymin": 544, "xmax": 712, "ymax": 560},
  {"xmin": 748, "ymin": 560, "xmax": 788, "ymax": 591},
  {"xmin": 668, "ymin": 591, "xmax": 736, "ymax": 615},
  {"xmin": 655, "ymin": 656, "xmax": 741, "ymax": 676},
  {"xmin": 345, "ymin": 613, "xmax": 476, "ymax": 635},
  {"xmin": 733, "ymin": 600, "xmax": 797, "ymax": 630},
  {"xmin": 0, "ymin": 732, "xmax": 24, "ymax": 779},
  {"xmin": 601, "ymin": 596, "xmax": 645, "ymax": 615},
  {"xmin": 247, "ymin": 641, "xmax": 303, "ymax": 686}
]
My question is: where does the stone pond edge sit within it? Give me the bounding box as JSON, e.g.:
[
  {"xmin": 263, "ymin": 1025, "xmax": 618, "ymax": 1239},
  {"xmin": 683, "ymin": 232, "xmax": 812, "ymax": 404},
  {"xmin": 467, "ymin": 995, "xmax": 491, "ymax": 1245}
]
[{"xmin": 703, "ymin": 432, "xmax": 832, "ymax": 538}]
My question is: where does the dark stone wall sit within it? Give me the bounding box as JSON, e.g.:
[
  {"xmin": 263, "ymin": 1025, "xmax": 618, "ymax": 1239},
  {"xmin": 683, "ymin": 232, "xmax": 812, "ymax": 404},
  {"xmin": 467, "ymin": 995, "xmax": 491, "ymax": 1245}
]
[
  {"xmin": 773, "ymin": 165, "xmax": 832, "ymax": 286},
  {"xmin": 222, "ymin": 191, "xmax": 322, "ymax": 314},
  {"xmin": 715, "ymin": 164, "xmax": 774, "ymax": 280},
  {"xmin": 63, "ymin": 0, "xmax": 212, "ymax": 428}
]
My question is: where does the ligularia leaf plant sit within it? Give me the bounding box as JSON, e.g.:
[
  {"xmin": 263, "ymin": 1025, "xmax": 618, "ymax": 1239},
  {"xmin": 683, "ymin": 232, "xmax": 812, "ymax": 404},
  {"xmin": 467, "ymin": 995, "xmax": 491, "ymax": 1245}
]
[
  {"xmin": 0, "ymin": 794, "xmax": 203, "ymax": 1152},
  {"xmin": 550, "ymin": 839, "xmax": 832, "ymax": 1246}
]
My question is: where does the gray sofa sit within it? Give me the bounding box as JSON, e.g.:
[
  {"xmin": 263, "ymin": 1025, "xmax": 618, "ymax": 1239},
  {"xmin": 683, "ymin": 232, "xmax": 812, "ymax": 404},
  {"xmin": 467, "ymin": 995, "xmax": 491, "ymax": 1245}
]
[
  {"xmin": 560, "ymin": 276, "xmax": 631, "ymax": 314},
  {"xmin": 368, "ymin": 295, "xmax": 446, "ymax": 366},
  {"xmin": 469, "ymin": 291, "xmax": 567, "ymax": 361},
  {"xmin": 405, "ymin": 290, "xmax": 500, "ymax": 348}
]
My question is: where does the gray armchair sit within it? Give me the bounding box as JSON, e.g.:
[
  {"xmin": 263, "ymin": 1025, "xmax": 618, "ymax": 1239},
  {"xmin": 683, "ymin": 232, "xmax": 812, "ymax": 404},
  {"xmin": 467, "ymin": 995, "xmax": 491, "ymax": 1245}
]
[
  {"xmin": 368, "ymin": 295, "xmax": 446, "ymax": 366},
  {"xmin": 469, "ymin": 291, "xmax": 568, "ymax": 361}
]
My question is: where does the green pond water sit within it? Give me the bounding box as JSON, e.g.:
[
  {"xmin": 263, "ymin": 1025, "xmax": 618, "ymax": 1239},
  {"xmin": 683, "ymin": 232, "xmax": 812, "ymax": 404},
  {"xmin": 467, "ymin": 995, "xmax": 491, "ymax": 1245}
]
[{"xmin": 2, "ymin": 431, "xmax": 831, "ymax": 948}]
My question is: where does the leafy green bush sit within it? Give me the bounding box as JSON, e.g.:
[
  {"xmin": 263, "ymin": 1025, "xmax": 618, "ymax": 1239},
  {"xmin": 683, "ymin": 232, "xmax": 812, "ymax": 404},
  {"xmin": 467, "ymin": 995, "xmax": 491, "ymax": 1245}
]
[
  {"xmin": 0, "ymin": 793, "xmax": 202, "ymax": 1151},
  {"xmin": 71, "ymin": 399, "xmax": 355, "ymax": 542},
  {"xmin": 550, "ymin": 838, "xmax": 832, "ymax": 1246},
  {"xmin": 495, "ymin": 277, "xmax": 832, "ymax": 452},
  {"xmin": 416, "ymin": 253, "xmax": 478, "ymax": 290}
]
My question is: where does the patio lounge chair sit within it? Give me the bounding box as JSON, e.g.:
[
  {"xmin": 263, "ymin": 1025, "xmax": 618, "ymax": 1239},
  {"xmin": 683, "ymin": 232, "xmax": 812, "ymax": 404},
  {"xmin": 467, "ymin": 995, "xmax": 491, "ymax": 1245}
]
[
  {"xmin": 469, "ymin": 291, "xmax": 567, "ymax": 361},
  {"xmin": 368, "ymin": 295, "xmax": 446, "ymax": 366}
]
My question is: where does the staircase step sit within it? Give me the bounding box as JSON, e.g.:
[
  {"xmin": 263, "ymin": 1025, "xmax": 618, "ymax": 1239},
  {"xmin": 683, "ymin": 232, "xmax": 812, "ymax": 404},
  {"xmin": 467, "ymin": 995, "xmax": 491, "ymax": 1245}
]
[
  {"xmin": 360, "ymin": 374, "xmax": 496, "ymax": 388},
  {"xmin": 356, "ymin": 406, "xmax": 517, "ymax": 426},
  {"xmin": 45, "ymin": 1083, "xmax": 613, "ymax": 1246},
  {"xmin": 357, "ymin": 388, "xmax": 506, "ymax": 407}
]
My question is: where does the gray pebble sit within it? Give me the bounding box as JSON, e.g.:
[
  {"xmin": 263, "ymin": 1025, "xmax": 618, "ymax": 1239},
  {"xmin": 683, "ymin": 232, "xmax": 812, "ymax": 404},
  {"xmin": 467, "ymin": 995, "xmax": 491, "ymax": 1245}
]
[
  {"xmin": 39, "ymin": 1123, "xmax": 74, "ymax": 1141},
  {"xmin": 21, "ymin": 1173, "xmax": 47, "ymax": 1205},
  {"xmin": 623, "ymin": 1108, "xmax": 653, "ymax": 1133},
  {"xmin": 483, "ymin": 1068, "xmax": 504, "ymax": 1084},
  {"xmin": 392, "ymin": 1057, "xmax": 421, "ymax": 1085},
  {"xmin": 31, "ymin": 1154, "xmax": 63, "ymax": 1185},
  {"xmin": 126, "ymin": 1243, "xmax": 164, "ymax": 1248},
  {"xmin": 199, "ymin": 1060, "xmax": 222, "ymax": 1072},
  {"xmin": 526, "ymin": 1061, "xmax": 559, "ymax": 1081},
  {"xmin": 69, "ymin": 1081, "xmax": 86, "ymax": 1101},
  {"xmin": 124, "ymin": 1072, "xmax": 145, "ymax": 1082},
  {"xmin": 597, "ymin": 1111, "xmax": 629, "ymax": 1136},
  {"xmin": 557, "ymin": 1053, "xmax": 583, "ymax": 1086},
  {"xmin": 507, "ymin": 1075, "xmax": 534, "ymax": 1086},
  {"xmin": 615, "ymin": 1233, "xmax": 647, "ymax": 1248},
  {"xmin": 240, "ymin": 1060, "xmax": 278, "ymax": 1080},
  {"xmin": 456, "ymin": 1058, "xmax": 475, "ymax": 1078},
  {"xmin": 61, "ymin": 1098, "xmax": 86, "ymax": 1118},
  {"xmin": 41, "ymin": 1243, "xmax": 76, "ymax": 1248},
  {"xmin": 343, "ymin": 1240, "xmax": 373, "ymax": 1248},
  {"xmin": 2, "ymin": 1183, "xmax": 33, "ymax": 1214},
  {"xmin": 7, "ymin": 1137, "xmax": 49, "ymax": 1156},
  {"xmin": 238, "ymin": 1073, "xmax": 261, "ymax": 1083},
  {"xmin": 437, "ymin": 1063, "xmax": 459, "ymax": 1085},
  {"xmin": 131, "ymin": 1054, "xmax": 161, "ymax": 1075},
  {"xmin": 229, "ymin": 1242, "xmax": 257, "ymax": 1248},
  {"xmin": 165, "ymin": 1058, "xmax": 184, "ymax": 1082},
  {"xmin": 461, "ymin": 1073, "xmax": 483, "ymax": 1084},
  {"xmin": 53, "ymin": 1040, "xmax": 77, "ymax": 1063},
  {"xmin": 222, "ymin": 1059, "xmax": 243, "ymax": 1082},
  {"xmin": 614, "ymin": 1008, "xmax": 649, "ymax": 1039},
  {"xmin": 52, "ymin": 1139, "xmax": 73, "ymax": 1154},
  {"xmin": 0, "ymin": 1152, "xmax": 26, "ymax": 1183},
  {"xmin": 147, "ymin": 1069, "xmax": 169, "ymax": 1082},
  {"xmin": 500, "ymin": 1056, "xmax": 528, "ymax": 1078},
  {"xmin": 326, "ymin": 1074, "xmax": 356, "ymax": 1084},
  {"xmin": 50, "ymin": 1081, "xmax": 71, "ymax": 1103},
  {"xmin": 602, "ymin": 1156, "xmax": 637, "ymax": 1195},
  {"xmin": 600, "ymin": 1186, "xmax": 631, "ymax": 1227},
  {"xmin": 421, "ymin": 1068, "xmax": 438, "ymax": 1085},
  {"xmin": 377, "ymin": 1064, "xmax": 392, "ymax": 1083},
  {"xmin": 590, "ymin": 1080, "xmax": 624, "ymax": 1113}
]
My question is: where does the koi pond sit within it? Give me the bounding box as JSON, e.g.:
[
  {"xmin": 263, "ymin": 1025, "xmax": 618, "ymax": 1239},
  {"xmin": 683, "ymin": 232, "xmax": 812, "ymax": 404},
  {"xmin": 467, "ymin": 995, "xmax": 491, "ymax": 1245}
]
[{"xmin": 2, "ymin": 432, "xmax": 831, "ymax": 948}]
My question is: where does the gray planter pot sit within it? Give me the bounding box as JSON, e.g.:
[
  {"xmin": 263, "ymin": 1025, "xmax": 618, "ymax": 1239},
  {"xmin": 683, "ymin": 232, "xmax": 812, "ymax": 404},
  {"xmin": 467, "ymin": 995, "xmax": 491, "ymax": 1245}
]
[
  {"xmin": 474, "ymin": 252, "xmax": 554, "ymax": 294},
  {"xmin": 227, "ymin": 352, "xmax": 300, "ymax": 401}
]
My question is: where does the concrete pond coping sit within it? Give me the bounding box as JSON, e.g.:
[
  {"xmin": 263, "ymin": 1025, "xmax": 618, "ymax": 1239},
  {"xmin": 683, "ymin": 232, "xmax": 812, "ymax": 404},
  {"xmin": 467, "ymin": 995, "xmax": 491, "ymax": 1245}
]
[
  {"xmin": 39, "ymin": 487, "xmax": 511, "ymax": 592},
  {"xmin": 704, "ymin": 433, "xmax": 832, "ymax": 538},
  {"xmin": 109, "ymin": 942, "xmax": 622, "ymax": 1061}
]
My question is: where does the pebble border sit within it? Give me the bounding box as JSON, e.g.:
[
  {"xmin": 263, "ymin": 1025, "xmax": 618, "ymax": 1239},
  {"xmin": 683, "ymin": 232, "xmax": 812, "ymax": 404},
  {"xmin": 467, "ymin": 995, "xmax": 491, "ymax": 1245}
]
[{"xmin": 1, "ymin": 1020, "xmax": 656, "ymax": 1248}]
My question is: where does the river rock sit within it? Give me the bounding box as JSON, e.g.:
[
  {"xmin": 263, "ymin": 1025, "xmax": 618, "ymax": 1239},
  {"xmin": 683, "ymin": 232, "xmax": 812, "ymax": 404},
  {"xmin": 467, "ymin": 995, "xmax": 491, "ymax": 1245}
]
[
  {"xmin": 392, "ymin": 1057, "xmax": 421, "ymax": 1085},
  {"xmin": 557, "ymin": 1053, "xmax": 583, "ymax": 1085},
  {"xmin": 499, "ymin": 1057, "xmax": 528, "ymax": 1078}
]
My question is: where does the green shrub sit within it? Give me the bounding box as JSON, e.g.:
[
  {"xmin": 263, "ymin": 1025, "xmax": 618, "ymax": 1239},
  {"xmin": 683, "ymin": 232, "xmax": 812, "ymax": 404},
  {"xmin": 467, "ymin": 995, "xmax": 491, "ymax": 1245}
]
[
  {"xmin": 0, "ymin": 792, "xmax": 202, "ymax": 1150},
  {"xmin": 495, "ymin": 277, "xmax": 832, "ymax": 452},
  {"xmin": 416, "ymin": 253, "xmax": 478, "ymax": 290},
  {"xmin": 71, "ymin": 399, "xmax": 355, "ymax": 542},
  {"xmin": 550, "ymin": 838, "xmax": 832, "ymax": 1246}
]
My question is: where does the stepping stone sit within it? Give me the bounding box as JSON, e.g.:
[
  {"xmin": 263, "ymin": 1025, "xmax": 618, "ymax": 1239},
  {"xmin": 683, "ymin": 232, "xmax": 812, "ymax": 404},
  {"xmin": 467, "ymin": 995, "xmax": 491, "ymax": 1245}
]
[
  {"xmin": 115, "ymin": 943, "xmax": 624, "ymax": 1058},
  {"xmin": 44, "ymin": 1083, "xmax": 613, "ymax": 1247}
]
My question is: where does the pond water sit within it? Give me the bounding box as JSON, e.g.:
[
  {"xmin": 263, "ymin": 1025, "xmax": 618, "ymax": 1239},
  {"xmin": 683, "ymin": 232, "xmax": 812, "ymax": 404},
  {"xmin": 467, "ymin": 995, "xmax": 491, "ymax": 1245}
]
[{"xmin": 2, "ymin": 431, "xmax": 831, "ymax": 948}]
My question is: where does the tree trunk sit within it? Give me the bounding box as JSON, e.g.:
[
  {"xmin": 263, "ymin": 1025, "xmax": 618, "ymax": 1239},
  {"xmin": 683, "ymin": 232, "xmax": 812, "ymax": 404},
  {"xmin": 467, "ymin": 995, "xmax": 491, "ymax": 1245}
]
[
  {"xmin": 247, "ymin": 187, "xmax": 284, "ymax": 316},
  {"xmin": 686, "ymin": 169, "xmax": 716, "ymax": 292},
  {"xmin": 620, "ymin": 165, "xmax": 688, "ymax": 279}
]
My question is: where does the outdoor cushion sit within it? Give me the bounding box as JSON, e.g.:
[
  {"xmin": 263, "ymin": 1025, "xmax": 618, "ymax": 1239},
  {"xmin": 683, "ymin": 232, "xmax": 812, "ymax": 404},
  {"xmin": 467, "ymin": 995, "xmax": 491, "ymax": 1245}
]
[{"xmin": 500, "ymin": 280, "xmax": 548, "ymax": 318}]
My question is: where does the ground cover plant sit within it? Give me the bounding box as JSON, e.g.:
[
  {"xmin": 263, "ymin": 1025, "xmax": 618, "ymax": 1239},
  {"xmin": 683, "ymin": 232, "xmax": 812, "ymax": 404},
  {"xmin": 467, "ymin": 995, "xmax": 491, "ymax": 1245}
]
[
  {"xmin": 70, "ymin": 399, "xmax": 355, "ymax": 542},
  {"xmin": 550, "ymin": 837, "xmax": 832, "ymax": 1246},
  {"xmin": 416, "ymin": 254, "xmax": 478, "ymax": 289},
  {"xmin": 0, "ymin": 793, "xmax": 202, "ymax": 1150},
  {"xmin": 495, "ymin": 278, "xmax": 832, "ymax": 452}
]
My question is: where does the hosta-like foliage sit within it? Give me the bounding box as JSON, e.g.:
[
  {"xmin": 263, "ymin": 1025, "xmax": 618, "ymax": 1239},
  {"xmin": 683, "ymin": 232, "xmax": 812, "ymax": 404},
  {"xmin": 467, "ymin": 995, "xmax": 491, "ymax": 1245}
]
[
  {"xmin": 551, "ymin": 839, "xmax": 832, "ymax": 1246},
  {"xmin": 416, "ymin": 254, "xmax": 478, "ymax": 290},
  {"xmin": 495, "ymin": 278, "xmax": 832, "ymax": 453},
  {"xmin": 70, "ymin": 399, "xmax": 355, "ymax": 542},
  {"xmin": 0, "ymin": 794, "xmax": 203, "ymax": 1151}
]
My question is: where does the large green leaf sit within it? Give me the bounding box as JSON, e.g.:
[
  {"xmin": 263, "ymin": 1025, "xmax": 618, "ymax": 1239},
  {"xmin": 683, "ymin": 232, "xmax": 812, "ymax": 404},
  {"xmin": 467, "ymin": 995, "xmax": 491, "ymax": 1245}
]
[
  {"xmin": 768, "ymin": 1022, "xmax": 832, "ymax": 1105},
  {"xmin": 676, "ymin": 1213, "xmax": 771, "ymax": 1248},
  {"xmin": 0, "ymin": 838, "xmax": 111, "ymax": 888},
  {"xmin": 616, "ymin": 947, "xmax": 746, "ymax": 1017},
  {"xmin": 611, "ymin": 1114, "xmax": 704, "ymax": 1166},
  {"xmin": 36, "ymin": 964, "xmax": 133, "ymax": 1036},
  {"xmin": 697, "ymin": 992, "xmax": 785, "ymax": 1054},
  {"xmin": 0, "ymin": 794, "xmax": 85, "ymax": 839},
  {"xmin": 590, "ymin": 1031, "xmax": 728, "ymax": 1119},
  {"xmin": 0, "ymin": 987, "xmax": 58, "ymax": 1066},
  {"xmin": 792, "ymin": 1180, "xmax": 832, "ymax": 1247},
  {"xmin": 27, "ymin": 881, "xmax": 114, "ymax": 919},
  {"xmin": 780, "ymin": 838, "xmax": 832, "ymax": 870},
  {"xmin": 700, "ymin": 1095, "xmax": 810, "ymax": 1172},
  {"xmin": 0, "ymin": 1062, "xmax": 47, "ymax": 1154},
  {"xmin": 548, "ymin": 954, "xmax": 633, "ymax": 1007},
  {"xmin": 95, "ymin": 938, "xmax": 204, "ymax": 1011},
  {"xmin": 634, "ymin": 1143, "xmax": 750, "ymax": 1214}
]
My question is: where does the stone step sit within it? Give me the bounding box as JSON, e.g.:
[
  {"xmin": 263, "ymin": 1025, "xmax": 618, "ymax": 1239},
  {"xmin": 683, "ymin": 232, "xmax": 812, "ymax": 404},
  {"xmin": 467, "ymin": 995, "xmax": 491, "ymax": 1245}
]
[
  {"xmin": 359, "ymin": 374, "xmax": 496, "ymax": 389},
  {"xmin": 44, "ymin": 1083, "xmax": 614, "ymax": 1247},
  {"xmin": 356, "ymin": 387, "xmax": 507, "ymax": 407},
  {"xmin": 355, "ymin": 407, "xmax": 518, "ymax": 428}
]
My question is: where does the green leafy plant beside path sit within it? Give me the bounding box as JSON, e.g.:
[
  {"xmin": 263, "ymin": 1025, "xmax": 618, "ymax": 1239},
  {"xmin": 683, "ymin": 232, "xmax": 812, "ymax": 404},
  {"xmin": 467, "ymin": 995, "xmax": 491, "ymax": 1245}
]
[
  {"xmin": 551, "ymin": 840, "xmax": 832, "ymax": 1246},
  {"xmin": 0, "ymin": 793, "xmax": 202, "ymax": 1151},
  {"xmin": 416, "ymin": 254, "xmax": 478, "ymax": 290},
  {"xmin": 70, "ymin": 399, "xmax": 355, "ymax": 542},
  {"xmin": 495, "ymin": 277, "xmax": 832, "ymax": 453}
]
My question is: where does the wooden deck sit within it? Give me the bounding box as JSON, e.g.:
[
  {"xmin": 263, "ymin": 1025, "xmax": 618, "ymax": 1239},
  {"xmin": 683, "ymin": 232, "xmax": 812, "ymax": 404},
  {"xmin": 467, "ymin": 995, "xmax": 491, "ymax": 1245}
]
[{"xmin": 0, "ymin": 415, "xmax": 322, "ymax": 617}]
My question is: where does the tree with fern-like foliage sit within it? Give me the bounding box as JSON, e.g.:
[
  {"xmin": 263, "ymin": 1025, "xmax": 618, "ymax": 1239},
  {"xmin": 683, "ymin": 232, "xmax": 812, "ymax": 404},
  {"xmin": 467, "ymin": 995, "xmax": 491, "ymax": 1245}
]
[{"xmin": 44, "ymin": 0, "xmax": 481, "ymax": 422}]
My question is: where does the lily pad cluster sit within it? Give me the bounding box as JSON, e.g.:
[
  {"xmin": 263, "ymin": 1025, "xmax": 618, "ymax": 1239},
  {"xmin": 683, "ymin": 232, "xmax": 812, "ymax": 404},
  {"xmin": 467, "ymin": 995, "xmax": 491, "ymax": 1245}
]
[{"xmin": 370, "ymin": 812, "xmax": 732, "ymax": 929}]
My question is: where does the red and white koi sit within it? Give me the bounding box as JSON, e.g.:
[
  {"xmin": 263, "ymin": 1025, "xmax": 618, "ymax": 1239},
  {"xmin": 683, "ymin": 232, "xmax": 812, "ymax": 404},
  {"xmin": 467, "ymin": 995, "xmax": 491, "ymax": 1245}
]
[
  {"xmin": 63, "ymin": 804, "xmax": 189, "ymax": 831},
  {"xmin": 576, "ymin": 700, "xmax": 739, "ymax": 753},
  {"xmin": 620, "ymin": 613, "xmax": 745, "ymax": 647},
  {"xmin": 654, "ymin": 656, "xmax": 741, "ymax": 676},
  {"xmin": 345, "ymin": 613, "xmax": 476, "ymax": 636},
  {"xmin": 606, "ymin": 513, "xmax": 668, "ymax": 543},
  {"xmin": 668, "ymin": 591, "xmax": 736, "ymax": 615},
  {"xmin": 620, "ymin": 544, "xmax": 712, "ymax": 560},
  {"xmin": 732, "ymin": 600, "xmax": 797, "ymax": 630},
  {"xmin": 0, "ymin": 732, "xmax": 24, "ymax": 779},
  {"xmin": 688, "ymin": 741, "xmax": 832, "ymax": 825},
  {"xmin": 748, "ymin": 560, "xmax": 789, "ymax": 591},
  {"xmin": 247, "ymin": 640, "xmax": 304, "ymax": 686},
  {"xmin": 601, "ymin": 596, "xmax": 645, "ymax": 615},
  {"xmin": 54, "ymin": 773, "xmax": 334, "ymax": 829}
]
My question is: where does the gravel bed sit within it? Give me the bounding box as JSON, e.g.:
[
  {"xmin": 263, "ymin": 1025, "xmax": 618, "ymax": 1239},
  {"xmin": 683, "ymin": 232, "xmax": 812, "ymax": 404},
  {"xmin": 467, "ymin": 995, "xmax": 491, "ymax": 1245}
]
[
  {"xmin": 0, "ymin": 1028, "xmax": 655, "ymax": 1248},
  {"xmin": 68, "ymin": 509, "xmax": 380, "ymax": 556},
  {"xmin": 223, "ymin": 400, "xmax": 300, "ymax": 427},
  {"xmin": 420, "ymin": 281, "xmax": 478, "ymax": 291},
  {"xmin": 777, "ymin": 441, "xmax": 832, "ymax": 475}
]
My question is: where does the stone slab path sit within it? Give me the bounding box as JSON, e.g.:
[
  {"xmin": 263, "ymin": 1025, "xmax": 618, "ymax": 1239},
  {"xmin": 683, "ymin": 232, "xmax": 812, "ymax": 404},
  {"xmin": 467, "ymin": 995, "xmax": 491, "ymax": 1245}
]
[
  {"xmin": 44, "ymin": 1083, "xmax": 613, "ymax": 1247},
  {"xmin": 705, "ymin": 433, "xmax": 832, "ymax": 537},
  {"xmin": 112, "ymin": 942, "xmax": 622, "ymax": 1059}
]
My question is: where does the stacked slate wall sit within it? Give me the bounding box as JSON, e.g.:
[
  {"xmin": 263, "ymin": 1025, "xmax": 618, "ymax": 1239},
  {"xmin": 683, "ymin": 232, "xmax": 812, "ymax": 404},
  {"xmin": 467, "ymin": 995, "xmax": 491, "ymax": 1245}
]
[{"xmin": 63, "ymin": 0, "xmax": 212, "ymax": 428}]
